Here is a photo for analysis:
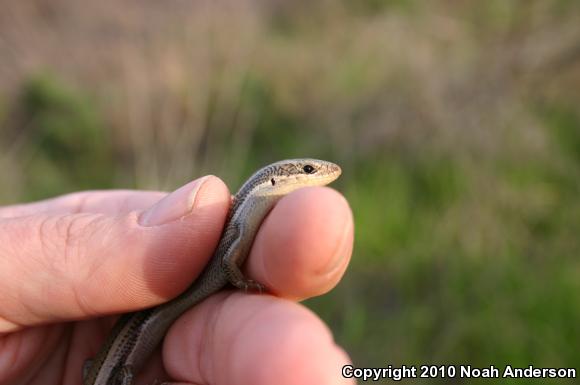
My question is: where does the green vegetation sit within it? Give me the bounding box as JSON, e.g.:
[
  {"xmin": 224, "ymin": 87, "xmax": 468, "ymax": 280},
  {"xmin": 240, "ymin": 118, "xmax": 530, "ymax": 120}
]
[
  {"xmin": 18, "ymin": 74, "xmax": 113, "ymax": 199},
  {"xmin": 1, "ymin": 1, "xmax": 579, "ymax": 382}
]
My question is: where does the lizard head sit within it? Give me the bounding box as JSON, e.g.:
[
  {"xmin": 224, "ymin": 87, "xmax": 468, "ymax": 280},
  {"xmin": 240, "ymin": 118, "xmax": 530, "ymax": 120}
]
[
  {"xmin": 237, "ymin": 158, "xmax": 342, "ymax": 199},
  {"xmin": 269, "ymin": 158, "xmax": 342, "ymax": 189}
]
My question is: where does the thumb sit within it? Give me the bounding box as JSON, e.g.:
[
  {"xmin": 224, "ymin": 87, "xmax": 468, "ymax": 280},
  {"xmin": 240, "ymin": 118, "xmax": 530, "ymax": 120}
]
[{"xmin": 0, "ymin": 176, "xmax": 230, "ymax": 332}]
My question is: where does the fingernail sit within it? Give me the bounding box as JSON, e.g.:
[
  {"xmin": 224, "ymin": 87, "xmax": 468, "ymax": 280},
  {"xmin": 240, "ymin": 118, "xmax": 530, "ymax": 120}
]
[{"xmin": 139, "ymin": 176, "xmax": 210, "ymax": 226}]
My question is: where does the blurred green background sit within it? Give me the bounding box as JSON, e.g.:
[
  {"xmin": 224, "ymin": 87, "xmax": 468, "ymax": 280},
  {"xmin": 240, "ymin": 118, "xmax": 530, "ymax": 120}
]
[{"xmin": 1, "ymin": 1, "xmax": 579, "ymax": 383}]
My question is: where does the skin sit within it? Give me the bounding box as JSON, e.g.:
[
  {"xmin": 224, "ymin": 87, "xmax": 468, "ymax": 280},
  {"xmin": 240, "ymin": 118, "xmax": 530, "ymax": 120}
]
[{"xmin": 0, "ymin": 176, "xmax": 354, "ymax": 385}]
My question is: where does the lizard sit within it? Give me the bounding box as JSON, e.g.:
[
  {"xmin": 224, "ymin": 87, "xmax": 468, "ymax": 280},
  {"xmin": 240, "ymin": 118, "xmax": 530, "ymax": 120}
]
[{"xmin": 83, "ymin": 158, "xmax": 342, "ymax": 385}]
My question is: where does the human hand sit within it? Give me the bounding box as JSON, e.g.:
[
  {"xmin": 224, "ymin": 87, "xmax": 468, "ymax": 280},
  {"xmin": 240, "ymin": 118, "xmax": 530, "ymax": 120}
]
[{"xmin": 0, "ymin": 176, "xmax": 354, "ymax": 385}]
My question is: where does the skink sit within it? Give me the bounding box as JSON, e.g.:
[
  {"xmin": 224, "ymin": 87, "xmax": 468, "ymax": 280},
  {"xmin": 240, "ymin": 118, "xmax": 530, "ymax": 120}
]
[{"xmin": 83, "ymin": 158, "xmax": 342, "ymax": 385}]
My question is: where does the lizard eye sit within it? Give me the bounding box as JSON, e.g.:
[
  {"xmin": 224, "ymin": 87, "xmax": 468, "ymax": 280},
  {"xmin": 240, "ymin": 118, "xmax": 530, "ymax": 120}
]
[
  {"xmin": 303, "ymin": 165, "xmax": 316, "ymax": 174},
  {"xmin": 271, "ymin": 178, "xmax": 276, "ymax": 186}
]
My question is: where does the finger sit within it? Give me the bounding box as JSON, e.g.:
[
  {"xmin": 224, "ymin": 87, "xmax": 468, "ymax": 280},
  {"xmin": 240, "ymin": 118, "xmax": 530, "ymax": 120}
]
[
  {"xmin": 0, "ymin": 190, "xmax": 168, "ymax": 218},
  {"xmin": 163, "ymin": 293, "xmax": 355, "ymax": 385},
  {"xmin": 0, "ymin": 176, "xmax": 230, "ymax": 331},
  {"xmin": 246, "ymin": 187, "xmax": 353, "ymax": 300}
]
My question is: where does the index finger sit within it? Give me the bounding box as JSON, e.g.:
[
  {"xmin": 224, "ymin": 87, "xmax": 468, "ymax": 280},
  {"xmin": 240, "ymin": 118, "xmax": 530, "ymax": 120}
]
[{"xmin": 245, "ymin": 187, "xmax": 353, "ymax": 301}]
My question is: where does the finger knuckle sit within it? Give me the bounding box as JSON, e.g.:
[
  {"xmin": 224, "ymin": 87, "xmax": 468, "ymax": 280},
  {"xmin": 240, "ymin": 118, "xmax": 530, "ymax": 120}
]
[{"xmin": 37, "ymin": 214, "xmax": 100, "ymax": 276}]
